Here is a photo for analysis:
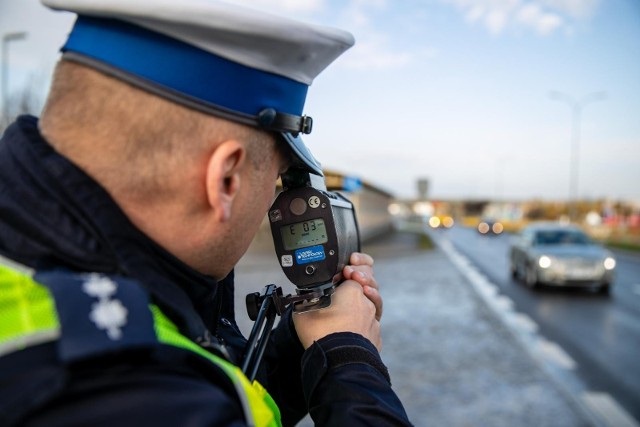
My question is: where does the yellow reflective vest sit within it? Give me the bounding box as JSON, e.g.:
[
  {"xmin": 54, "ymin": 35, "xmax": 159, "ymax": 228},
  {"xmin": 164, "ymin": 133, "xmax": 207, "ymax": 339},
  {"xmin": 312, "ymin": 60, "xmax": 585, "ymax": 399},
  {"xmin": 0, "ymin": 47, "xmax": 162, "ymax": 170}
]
[{"xmin": 0, "ymin": 256, "xmax": 281, "ymax": 427}]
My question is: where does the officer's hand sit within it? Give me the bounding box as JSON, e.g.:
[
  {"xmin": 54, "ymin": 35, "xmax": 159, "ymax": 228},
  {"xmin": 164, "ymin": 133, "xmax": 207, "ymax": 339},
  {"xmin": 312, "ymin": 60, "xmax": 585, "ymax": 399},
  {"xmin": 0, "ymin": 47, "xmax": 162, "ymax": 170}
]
[
  {"xmin": 342, "ymin": 252, "xmax": 382, "ymax": 321},
  {"xmin": 293, "ymin": 280, "xmax": 381, "ymax": 351}
]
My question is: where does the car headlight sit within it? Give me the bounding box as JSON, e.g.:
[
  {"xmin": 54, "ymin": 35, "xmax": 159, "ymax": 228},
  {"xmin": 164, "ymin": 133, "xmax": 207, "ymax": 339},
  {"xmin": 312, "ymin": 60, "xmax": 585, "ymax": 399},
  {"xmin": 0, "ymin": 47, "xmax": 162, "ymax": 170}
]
[
  {"xmin": 538, "ymin": 256, "xmax": 552, "ymax": 269},
  {"xmin": 604, "ymin": 257, "xmax": 616, "ymax": 270}
]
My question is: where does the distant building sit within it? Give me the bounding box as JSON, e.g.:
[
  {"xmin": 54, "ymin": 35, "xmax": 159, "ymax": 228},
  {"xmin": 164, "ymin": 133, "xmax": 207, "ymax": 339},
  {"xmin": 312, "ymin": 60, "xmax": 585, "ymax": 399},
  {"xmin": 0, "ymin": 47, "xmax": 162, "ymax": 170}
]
[{"xmin": 324, "ymin": 170, "xmax": 394, "ymax": 242}]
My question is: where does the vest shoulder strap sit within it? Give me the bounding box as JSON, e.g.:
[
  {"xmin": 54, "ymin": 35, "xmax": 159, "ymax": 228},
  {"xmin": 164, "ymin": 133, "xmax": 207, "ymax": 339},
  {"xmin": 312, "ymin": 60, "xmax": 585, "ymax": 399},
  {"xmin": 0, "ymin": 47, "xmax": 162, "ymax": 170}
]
[
  {"xmin": 0, "ymin": 260, "xmax": 59, "ymax": 358},
  {"xmin": 0, "ymin": 260, "xmax": 281, "ymax": 427}
]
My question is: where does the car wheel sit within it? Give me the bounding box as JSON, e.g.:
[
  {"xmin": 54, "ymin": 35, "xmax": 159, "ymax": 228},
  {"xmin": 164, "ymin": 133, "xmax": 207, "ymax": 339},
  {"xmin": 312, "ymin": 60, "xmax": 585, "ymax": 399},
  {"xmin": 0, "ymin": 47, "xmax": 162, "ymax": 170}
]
[
  {"xmin": 510, "ymin": 260, "xmax": 518, "ymax": 279},
  {"xmin": 598, "ymin": 283, "xmax": 610, "ymax": 295},
  {"xmin": 525, "ymin": 264, "xmax": 538, "ymax": 289}
]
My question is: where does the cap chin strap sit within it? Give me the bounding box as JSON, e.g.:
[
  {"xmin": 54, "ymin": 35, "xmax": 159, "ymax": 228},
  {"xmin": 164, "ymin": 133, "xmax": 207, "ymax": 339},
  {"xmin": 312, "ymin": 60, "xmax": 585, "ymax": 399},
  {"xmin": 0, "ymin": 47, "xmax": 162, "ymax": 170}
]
[{"xmin": 256, "ymin": 108, "xmax": 312, "ymax": 135}]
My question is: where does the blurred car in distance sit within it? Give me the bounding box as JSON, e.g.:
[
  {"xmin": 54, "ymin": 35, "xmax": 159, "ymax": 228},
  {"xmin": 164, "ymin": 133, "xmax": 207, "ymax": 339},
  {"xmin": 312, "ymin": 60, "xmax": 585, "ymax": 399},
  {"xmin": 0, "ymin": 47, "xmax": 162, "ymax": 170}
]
[
  {"xmin": 509, "ymin": 222, "xmax": 615, "ymax": 293},
  {"xmin": 429, "ymin": 215, "xmax": 454, "ymax": 229},
  {"xmin": 477, "ymin": 218, "xmax": 504, "ymax": 235}
]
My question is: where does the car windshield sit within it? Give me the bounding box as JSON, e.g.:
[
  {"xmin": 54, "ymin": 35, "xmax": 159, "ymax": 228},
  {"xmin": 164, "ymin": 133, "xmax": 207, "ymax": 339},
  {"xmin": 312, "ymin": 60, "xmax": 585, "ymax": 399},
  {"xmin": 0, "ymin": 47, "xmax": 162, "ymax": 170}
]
[{"xmin": 533, "ymin": 230, "xmax": 591, "ymax": 245}]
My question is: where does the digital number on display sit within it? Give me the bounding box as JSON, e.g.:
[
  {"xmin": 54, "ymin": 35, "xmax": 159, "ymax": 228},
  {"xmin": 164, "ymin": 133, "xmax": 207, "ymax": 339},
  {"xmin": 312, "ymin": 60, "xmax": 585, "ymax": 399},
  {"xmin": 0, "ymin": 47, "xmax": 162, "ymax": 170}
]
[{"xmin": 280, "ymin": 219, "xmax": 328, "ymax": 250}]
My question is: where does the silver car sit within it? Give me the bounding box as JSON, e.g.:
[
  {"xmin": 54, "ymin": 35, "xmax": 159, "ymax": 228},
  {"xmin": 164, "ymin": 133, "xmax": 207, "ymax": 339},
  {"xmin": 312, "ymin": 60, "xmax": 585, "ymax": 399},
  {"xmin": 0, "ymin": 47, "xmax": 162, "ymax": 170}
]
[{"xmin": 509, "ymin": 222, "xmax": 616, "ymax": 293}]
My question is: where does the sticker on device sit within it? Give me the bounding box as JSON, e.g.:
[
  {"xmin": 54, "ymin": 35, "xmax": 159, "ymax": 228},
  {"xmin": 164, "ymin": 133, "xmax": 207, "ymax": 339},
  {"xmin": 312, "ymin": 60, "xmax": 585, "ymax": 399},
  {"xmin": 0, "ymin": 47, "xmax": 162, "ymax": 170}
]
[{"xmin": 295, "ymin": 245, "xmax": 326, "ymax": 264}]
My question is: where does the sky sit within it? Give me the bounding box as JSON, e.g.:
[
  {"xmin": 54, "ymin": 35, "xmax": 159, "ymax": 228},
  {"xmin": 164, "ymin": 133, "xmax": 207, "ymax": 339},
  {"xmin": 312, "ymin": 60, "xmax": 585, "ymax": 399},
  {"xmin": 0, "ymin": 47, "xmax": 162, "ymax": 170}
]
[{"xmin": 1, "ymin": 0, "xmax": 639, "ymax": 201}]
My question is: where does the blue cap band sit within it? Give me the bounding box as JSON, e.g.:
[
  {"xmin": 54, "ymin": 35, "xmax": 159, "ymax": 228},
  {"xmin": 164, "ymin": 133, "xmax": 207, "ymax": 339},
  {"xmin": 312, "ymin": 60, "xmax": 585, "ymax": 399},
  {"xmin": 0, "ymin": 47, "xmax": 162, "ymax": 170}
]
[{"xmin": 62, "ymin": 16, "xmax": 309, "ymax": 118}]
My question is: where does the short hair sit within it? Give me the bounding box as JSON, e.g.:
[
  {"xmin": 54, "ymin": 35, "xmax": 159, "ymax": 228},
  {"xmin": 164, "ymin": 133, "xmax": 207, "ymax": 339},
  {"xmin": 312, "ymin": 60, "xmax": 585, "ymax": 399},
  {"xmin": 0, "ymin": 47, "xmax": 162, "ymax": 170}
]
[{"xmin": 40, "ymin": 60, "xmax": 279, "ymax": 197}]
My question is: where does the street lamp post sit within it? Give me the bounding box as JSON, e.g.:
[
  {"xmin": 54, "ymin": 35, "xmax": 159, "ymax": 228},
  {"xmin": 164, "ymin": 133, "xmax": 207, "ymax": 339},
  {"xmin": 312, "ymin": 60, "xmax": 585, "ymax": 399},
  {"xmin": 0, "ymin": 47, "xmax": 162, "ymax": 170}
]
[
  {"xmin": 2, "ymin": 31, "xmax": 28, "ymax": 121},
  {"xmin": 549, "ymin": 90, "xmax": 606, "ymax": 222}
]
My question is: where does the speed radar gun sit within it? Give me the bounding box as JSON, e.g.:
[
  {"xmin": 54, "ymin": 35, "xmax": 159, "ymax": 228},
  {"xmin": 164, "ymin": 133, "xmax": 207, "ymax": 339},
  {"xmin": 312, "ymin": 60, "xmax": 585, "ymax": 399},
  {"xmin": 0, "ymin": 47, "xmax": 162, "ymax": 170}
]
[{"xmin": 242, "ymin": 169, "xmax": 360, "ymax": 381}]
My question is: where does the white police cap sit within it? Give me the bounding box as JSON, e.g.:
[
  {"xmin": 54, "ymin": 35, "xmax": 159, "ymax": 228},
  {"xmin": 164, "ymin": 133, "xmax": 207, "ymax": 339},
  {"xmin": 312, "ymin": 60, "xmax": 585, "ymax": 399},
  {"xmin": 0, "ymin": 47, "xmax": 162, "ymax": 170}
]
[{"xmin": 42, "ymin": 0, "xmax": 355, "ymax": 175}]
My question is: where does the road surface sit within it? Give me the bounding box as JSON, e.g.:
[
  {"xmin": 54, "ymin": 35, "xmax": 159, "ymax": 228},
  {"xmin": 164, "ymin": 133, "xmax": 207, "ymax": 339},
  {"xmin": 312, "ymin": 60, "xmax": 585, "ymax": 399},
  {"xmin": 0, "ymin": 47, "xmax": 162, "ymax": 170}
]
[{"xmin": 430, "ymin": 225, "xmax": 640, "ymax": 425}]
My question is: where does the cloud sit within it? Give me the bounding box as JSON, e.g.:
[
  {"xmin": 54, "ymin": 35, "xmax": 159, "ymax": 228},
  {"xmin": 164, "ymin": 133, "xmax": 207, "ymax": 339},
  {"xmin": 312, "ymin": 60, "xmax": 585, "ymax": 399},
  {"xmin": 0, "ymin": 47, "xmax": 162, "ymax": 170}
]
[
  {"xmin": 460, "ymin": 0, "xmax": 519, "ymax": 34},
  {"xmin": 333, "ymin": 0, "xmax": 429, "ymax": 70},
  {"xmin": 516, "ymin": 3, "xmax": 563, "ymax": 35},
  {"xmin": 442, "ymin": 0, "xmax": 599, "ymax": 36},
  {"xmin": 338, "ymin": 37, "xmax": 413, "ymax": 70},
  {"xmin": 541, "ymin": 0, "xmax": 599, "ymax": 19}
]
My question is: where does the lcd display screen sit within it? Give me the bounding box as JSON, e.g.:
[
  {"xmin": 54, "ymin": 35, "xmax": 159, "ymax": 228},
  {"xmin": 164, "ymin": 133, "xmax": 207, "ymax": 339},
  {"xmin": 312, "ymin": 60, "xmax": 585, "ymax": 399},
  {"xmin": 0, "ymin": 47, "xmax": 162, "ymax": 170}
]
[{"xmin": 280, "ymin": 218, "xmax": 328, "ymax": 250}]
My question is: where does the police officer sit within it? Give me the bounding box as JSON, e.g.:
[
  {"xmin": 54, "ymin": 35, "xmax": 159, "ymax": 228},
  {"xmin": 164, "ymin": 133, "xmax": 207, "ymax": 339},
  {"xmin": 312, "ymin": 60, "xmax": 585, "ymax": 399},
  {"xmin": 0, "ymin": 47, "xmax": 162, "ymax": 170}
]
[{"xmin": 0, "ymin": 1, "xmax": 411, "ymax": 426}]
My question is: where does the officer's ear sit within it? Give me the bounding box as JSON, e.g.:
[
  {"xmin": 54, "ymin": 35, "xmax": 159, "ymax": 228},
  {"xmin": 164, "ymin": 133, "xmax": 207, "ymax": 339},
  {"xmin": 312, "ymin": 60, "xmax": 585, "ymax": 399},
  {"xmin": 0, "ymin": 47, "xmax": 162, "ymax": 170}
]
[{"xmin": 205, "ymin": 140, "xmax": 246, "ymax": 223}]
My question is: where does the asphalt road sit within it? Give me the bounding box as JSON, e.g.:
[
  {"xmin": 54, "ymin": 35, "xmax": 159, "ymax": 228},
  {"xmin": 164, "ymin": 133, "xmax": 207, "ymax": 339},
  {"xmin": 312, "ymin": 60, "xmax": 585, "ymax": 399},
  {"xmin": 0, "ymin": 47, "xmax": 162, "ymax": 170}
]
[{"xmin": 430, "ymin": 225, "xmax": 640, "ymax": 424}]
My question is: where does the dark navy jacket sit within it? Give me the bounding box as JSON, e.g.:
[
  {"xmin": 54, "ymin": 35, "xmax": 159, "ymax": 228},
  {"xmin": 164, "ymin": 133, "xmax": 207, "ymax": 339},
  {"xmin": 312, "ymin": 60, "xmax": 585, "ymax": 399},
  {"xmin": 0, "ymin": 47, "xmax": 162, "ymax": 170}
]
[{"xmin": 0, "ymin": 116, "xmax": 411, "ymax": 426}]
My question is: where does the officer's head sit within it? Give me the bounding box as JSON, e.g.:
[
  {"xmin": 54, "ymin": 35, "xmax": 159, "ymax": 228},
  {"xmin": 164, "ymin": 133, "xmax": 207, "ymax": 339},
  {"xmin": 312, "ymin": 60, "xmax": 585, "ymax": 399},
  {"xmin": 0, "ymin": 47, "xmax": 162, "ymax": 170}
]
[{"xmin": 38, "ymin": 0, "xmax": 354, "ymax": 278}]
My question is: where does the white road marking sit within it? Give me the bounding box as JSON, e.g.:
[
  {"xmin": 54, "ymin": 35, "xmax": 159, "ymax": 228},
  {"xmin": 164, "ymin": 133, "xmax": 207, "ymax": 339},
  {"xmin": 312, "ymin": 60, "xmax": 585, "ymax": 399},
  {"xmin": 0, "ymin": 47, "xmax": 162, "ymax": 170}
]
[
  {"xmin": 535, "ymin": 337, "xmax": 577, "ymax": 370},
  {"xmin": 477, "ymin": 281, "xmax": 498, "ymax": 298},
  {"xmin": 507, "ymin": 312, "xmax": 538, "ymax": 333},
  {"xmin": 582, "ymin": 392, "xmax": 640, "ymax": 427},
  {"xmin": 494, "ymin": 295, "xmax": 514, "ymax": 311}
]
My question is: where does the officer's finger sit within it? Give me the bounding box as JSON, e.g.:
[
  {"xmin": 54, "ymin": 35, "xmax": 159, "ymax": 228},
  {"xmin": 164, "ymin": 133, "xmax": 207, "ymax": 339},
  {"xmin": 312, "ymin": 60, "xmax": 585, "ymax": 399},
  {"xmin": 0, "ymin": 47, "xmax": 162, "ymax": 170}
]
[
  {"xmin": 354, "ymin": 268, "xmax": 378, "ymax": 289},
  {"xmin": 364, "ymin": 285, "xmax": 383, "ymax": 321},
  {"xmin": 350, "ymin": 252, "xmax": 374, "ymax": 267},
  {"xmin": 343, "ymin": 266, "xmax": 378, "ymax": 290}
]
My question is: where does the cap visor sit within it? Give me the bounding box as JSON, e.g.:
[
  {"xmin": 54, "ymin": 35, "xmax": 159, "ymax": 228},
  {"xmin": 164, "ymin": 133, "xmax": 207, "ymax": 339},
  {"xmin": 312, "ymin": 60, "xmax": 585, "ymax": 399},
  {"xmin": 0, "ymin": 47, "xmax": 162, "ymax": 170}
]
[{"xmin": 280, "ymin": 133, "xmax": 323, "ymax": 176}]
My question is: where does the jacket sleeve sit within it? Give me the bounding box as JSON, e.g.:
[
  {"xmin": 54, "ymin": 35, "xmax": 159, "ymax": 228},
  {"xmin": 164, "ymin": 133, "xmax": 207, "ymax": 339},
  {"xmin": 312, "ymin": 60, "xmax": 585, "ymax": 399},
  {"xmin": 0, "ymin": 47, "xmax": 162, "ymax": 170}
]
[
  {"xmin": 301, "ymin": 333, "xmax": 413, "ymax": 426},
  {"xmin": 264, "ymin": 312, "xmax": 412, "ymax": 427}
]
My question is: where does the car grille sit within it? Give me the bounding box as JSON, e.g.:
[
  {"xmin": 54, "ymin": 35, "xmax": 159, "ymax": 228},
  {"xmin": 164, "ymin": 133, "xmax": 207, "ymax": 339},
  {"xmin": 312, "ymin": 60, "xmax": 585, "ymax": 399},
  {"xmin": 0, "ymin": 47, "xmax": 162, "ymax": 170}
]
[
  {"xmin": 556, "ymin": 258, "xmax": 603, "ymax": 280},
  {"xmin": 562, "ymin": 258, "xmax": 598, "ymax": 269}
]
